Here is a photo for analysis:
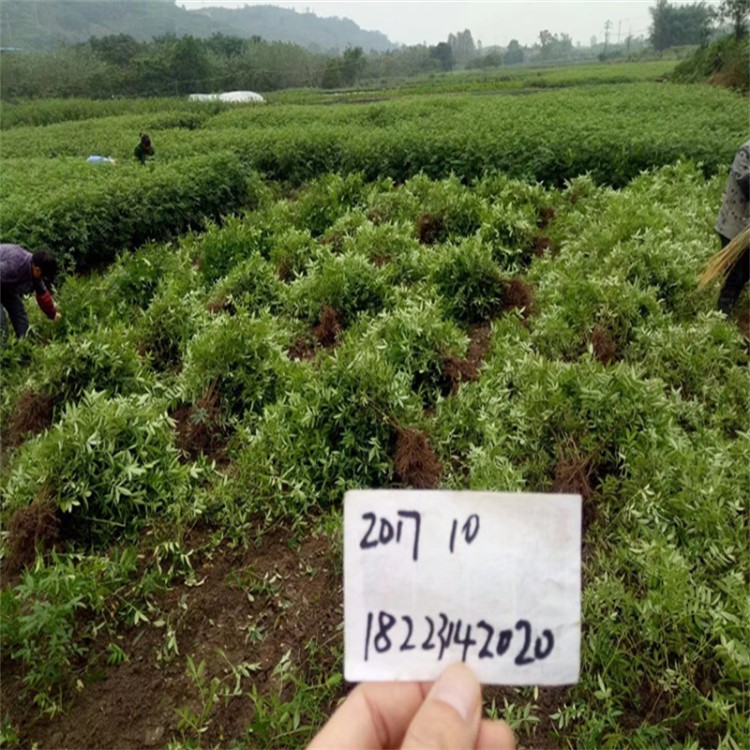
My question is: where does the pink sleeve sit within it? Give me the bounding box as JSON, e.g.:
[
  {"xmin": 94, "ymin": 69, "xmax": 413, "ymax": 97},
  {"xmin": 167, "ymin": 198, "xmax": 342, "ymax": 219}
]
[{"xmin": 36, "ymin": 290, "xmax": 57, "ymax": 320}]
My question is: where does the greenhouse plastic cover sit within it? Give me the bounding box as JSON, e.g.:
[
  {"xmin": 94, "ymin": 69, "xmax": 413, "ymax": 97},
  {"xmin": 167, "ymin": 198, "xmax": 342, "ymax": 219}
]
[{"xmin": 188, "ymin": 91, "xmax": 265, "ymax": 103}]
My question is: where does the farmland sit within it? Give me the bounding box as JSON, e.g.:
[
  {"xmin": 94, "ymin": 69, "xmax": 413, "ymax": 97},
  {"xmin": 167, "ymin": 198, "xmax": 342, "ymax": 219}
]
[{"xmin": 1, "ymin": 62, "xmax": 749, "ymax": 750}]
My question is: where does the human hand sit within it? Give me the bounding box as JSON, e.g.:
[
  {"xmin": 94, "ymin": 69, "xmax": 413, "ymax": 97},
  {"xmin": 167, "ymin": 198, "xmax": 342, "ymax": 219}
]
[
  {"xmin": 53, "ymin": 312, "xmax": 62, "ymax": 323},
  {"xmin": 308, "ymin": 663, "xmax": 516, "ymax": 749}
]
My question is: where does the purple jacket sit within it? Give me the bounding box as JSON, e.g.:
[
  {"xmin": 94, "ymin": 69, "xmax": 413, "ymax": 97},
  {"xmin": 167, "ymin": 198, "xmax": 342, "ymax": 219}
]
[{"xmin": 0, "ymin": 244, "xmax": 57, "ymax": 319}]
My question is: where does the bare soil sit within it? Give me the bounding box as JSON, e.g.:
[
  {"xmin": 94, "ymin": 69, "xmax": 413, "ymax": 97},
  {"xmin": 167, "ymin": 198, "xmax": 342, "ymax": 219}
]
[
  {"xmin": 394, "ymin": 427, "xmax": 442, "ymax": 489},
  {"xmin": 171, "ymin": 387, "xmax": 229, "ymax": 464},
  {"xmin": 313, "ymin": 305, "xmax": 343, "ymax": 348},
  {"xmin": 503, "ymin": 278, "xmax": 536, "ymax": 318},
  {"xmin": 590, "ymin": 325, "xmax": 619, "ymax": 365},
  {"xmin": 418, "ymin": 212, "xmax": 448, "ymax": 246},
  {"xmin": 1, "ymin": 389, "xmax": 57, "ymax": 451},
  {"xmin": 1, "ymin": 527, "xmax": 344, "ymax": 750},
  {"xmin": 533, "ymin": 235, "xmax": 552, "ymax": 257},
  {"xmin": 3, "ymin": 497, "xmax": 60, "ymax": 582},
  {"xmin": 536, "ymin": 207, "xmax": 556, "ymax": 230}
]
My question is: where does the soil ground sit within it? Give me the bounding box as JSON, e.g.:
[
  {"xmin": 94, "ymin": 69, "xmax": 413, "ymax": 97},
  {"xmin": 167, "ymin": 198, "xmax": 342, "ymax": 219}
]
[
  {"xmin": 1, "ymin": 527, "xmax": 344, "ymax": 750},
  {"xmin": 2, "ymin": 521, "xmax": 567, "ymax": 749}
]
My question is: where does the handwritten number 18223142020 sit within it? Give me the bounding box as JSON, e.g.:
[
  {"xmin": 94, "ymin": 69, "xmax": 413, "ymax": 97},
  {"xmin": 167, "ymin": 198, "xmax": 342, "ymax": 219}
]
[{"xmin": 363, "ymin": 611, "xmax": 555, "ymax": 666}]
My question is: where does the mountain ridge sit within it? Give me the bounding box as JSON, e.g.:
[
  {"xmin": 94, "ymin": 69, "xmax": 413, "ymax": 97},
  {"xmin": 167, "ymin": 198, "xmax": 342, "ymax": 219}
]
[{"xmin": 0, "ymin": 0, "xmax": 395, "ymax": 52}]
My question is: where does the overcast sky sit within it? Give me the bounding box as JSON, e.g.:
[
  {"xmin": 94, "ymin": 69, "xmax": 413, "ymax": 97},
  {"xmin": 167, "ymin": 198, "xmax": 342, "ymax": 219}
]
[{"xmin": 178, "ymin": 0, "xmax": 721, "ymax": 48}]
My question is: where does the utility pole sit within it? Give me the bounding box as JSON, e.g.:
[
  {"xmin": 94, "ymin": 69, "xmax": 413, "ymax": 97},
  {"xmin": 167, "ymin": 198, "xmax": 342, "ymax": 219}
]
[
  {"xmin": 626, "ymin": 27, "xmax": 632, "ymax": 56},
  {"xmin": 617, "ymin": 21, "xmax": 622, "ymax": 45},
  {"xmin": 603, "ymin": 20, "xmax": 611, "ymax": 57}
]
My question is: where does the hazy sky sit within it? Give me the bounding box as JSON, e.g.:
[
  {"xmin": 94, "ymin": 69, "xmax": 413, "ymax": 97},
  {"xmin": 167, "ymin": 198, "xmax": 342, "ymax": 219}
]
[{"xmin": 178, "ymin": 0, "xmax": 721, "ymax": 48}]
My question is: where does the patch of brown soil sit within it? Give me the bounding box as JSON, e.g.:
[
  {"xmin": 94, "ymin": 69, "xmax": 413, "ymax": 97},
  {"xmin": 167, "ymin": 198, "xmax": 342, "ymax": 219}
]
[
  {"xmin": 287, "ymin": 335, "xmax": 318, "ymax": 362},
  {"xmin": 467, "ymin": 324, "xmax": 493, "ymax": 367},
  {"xmin": 736, "ymin": 306, "xmax": 750, "ymax": 342},
  {"xmin": 552, "ymin": 442, "xmax": 600, "ymax": 533},
  {"xmin": 536, "ymin": 206, "xmax": 556, "ymax": 230},
  {"xmin": 394, "ymin": 427, "xmax": 442, "ymax": 489},
  {"xmin": 502, "ymin": 277, "xmax": 536, "ymax": 318},
  {"xmin": 591, "ymin": 325, "xmax": 619, "ymax": 364},
  {"xmin": 2, "ymin": 527, "xmax": 344, "ymax": 750},
  {"xmin": 206, "ymin": 296, "xmax": 236, "ymax": 315},
  {"xmin": 3, "ymin": 498, "xmax": 60, "ymax": 582},
  {"xmin": 2, "ymin": 389, "xmax": 58, "ymax": 450},
  {"xmin": 418, "ymin": 212, "xmax": 448, "ymax": 246},
  {"xmin": 277, "ymin": 258, "xmax": 295, "ymax": 282},
  {"xmin": 366, "ymin": 207, "xmax": 386, "ymax": 225},
  {"xmin": 171, "ymin": 388, "xmax": 228, "ymax": 464},
  {"xmin": 442, "ymin": 356, "xmax": 479, "ymax": 395},
  {"xmin": 313, "ymin": 305, "xmax": 343, "ymax": 348},
  {"xmin": 533, "ymin": 235, "xmax": 552, "ymax": 257}
]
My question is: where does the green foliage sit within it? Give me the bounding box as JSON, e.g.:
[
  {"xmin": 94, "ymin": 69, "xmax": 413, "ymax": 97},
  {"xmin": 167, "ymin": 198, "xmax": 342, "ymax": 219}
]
[
  {"xmin": 208, "ymin": 253, "xmax": 284, "ymax": 315},
  {"xmin": 242, "ymin": 651, "xmax": 342, "ymax": 750},
  {"xmin": 180, "ymin": 313, "xmax": 293, "ymax": 420},
  {"xmin": 290, "ymin": 173, "xmax": 367, "ymax": 237},
  {"xmin": 672, "ymin": 34, "xmax": 750, "ymax": 93},
  {"xmin": 353, "ymin": 299, "xmax": 468, "ymax": 402},
  {"xmin": 28, "ymin": 325, "xmax": 146, "ymax": 404},
  {"xmin": 287, "ymin": 251, "xmax": 392, "ymax": 326},
  {"xmin": 1, "ymin": 153, "xmax": 248, "ymax": 271},
  {"xmin": 3, "ymin": 392, "xmax": 186, "ymax": 545},
  {"xmin": 1, "ymin": 550, "xmax": 138, "ymax": 716},
  {"xmin": 136, "ymin": 287, "xmax": 207, "ymax": 373},
  {"xmin": 228, "ymin": 342, "xmax": 422, "ymax": 518},
  {"xmin": 431, "ymin": 237, "xmax": 506, "ymax": 323}
]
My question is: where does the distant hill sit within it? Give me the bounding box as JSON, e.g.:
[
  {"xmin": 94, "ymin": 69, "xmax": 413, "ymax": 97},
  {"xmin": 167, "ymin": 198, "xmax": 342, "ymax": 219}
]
[{"xmin": 0, "ymin": 0, "xmax": 395, "ymax": 52}]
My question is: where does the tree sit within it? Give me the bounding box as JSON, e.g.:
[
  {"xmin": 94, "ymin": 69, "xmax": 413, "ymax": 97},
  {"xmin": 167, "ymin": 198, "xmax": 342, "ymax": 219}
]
[
  {"xmin": 649, "ymin": 0, "xmax": 713, "ymax": 50},
  {"xmin": 504, "ymin": 39, "xmax": 524, "ymax": 64},
  {"xmin": 448, "ymin": 29, "xmax": 476, "ymax": 65},
  {"xmin": 170, "ymin": 36, "xmax": 211, "ymax": 94},
  {"xmin": 719, "ymin": 0, "xmax": 749, "ymax": 37},
  {"xmin": 340, "ymin": 46, "xmax": 365, "ymax": 85},
  {"xmin": 430, "ymin": 42, "xmax": 454, "ymax": 71},
  {"xmin": 89, "ymin": 34, "xmax": 141, "ymax": 67},
  {"xmin": 320, "ymin": 57, "xmax": 342, "ymax": 89},
  {"xmin": 538, "ymin": 29, "xmax": 556, "ymax": 59}
]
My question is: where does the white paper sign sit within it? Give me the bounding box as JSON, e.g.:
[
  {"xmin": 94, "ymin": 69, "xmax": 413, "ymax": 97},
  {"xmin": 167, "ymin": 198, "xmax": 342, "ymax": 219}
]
[{"xmin": 344, "ymin": 490, "xmax": 581, "ymax": 685}]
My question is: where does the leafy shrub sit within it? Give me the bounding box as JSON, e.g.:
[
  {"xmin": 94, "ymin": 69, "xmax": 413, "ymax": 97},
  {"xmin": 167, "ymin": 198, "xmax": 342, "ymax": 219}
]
[
  {"xmin": 135, "ymin": 287, "xmax": 207, "ymax": 372},
  {"xmin": 188, "ymin": 214, "xmax": 265, "ymax": 285},
  {"xmin": 268, "ymin": 228, "xmax": 320, "ymax": 280},
  {"xmin": 431, "ymin": 237, "xmax": 506, "ymax": 323},
  {"xmin": 229, "ymin": 344, "xmax": 423, "ymax": 517},
  {"xmin": 180, "ymin": 313, "xmax": 293, "ymax": 421},
  {"xmin": 290, "ymin": 173, "xmax": 368, "ymax": 236},
  {"xmin": 30, "ymin": 325, "xmax": 146, "ymax": 404},
  {"xmin": 1, "ymin": 153, "xmax": 248, "ymax": 271},
  {"xmin": 1, "ymin": 550, "xmax": 138, "ymax": 715},
  {"xmin": 287, "ymin": 251, "xmax": 392, "ymax": 327},
  {"xmin": 353, "ymin": 299, "xmax": 468, "ymax": 403},
  {"xmin": 208, "ymin": 253, "xmax": 284, "ymax": 315},
  {"xmin": 3, "ymin": 392, "xmax": 186, "ymax": 545}
]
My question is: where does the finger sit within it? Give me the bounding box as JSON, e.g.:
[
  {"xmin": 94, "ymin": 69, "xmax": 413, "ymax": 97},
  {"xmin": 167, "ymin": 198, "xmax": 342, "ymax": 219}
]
[
  {"xmin": 401, "ymin": 663, "xmax": 482, "ymax": 749},
  {"xmin": 308, "ymin": 680, "xmax": 428, "ymax": 750},
  {"xmin": 477, "ymin": 718, "xmax": 516, "ymax": 750}
]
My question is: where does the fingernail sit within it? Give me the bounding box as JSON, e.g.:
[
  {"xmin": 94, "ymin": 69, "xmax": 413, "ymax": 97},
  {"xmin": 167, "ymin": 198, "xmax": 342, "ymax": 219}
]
[{"xmin": 429, "ymin": 663, "xmax": 479, "ymax": 721}]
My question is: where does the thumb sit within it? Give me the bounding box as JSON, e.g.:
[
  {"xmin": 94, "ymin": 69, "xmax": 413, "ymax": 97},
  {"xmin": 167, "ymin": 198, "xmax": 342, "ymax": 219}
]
[{"xmin": 402, "ymin": 663, "xmax": 481, "ymax": 749}]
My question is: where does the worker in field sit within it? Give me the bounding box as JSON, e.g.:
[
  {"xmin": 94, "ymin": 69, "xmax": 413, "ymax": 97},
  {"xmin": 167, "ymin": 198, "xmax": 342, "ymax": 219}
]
[
  {"xmin": 0, "ymin": 244, "xmax": 60, "ymax": 339},
  {"xmin": 716, "ymin": 139, "xmax": 750, "ymax": 315},
  {"xmin": 134, "ymin": 132, "xmax": 155, "ymax": 164}
]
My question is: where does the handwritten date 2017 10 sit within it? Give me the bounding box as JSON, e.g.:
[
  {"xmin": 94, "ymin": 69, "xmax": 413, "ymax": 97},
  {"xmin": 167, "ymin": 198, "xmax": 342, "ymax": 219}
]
[
  {"xmin": 359, "ymin": 511, "xmax": 480, "ymax": 562},
  {"xmin": 363, "ymin": 611, "xmax": 555, "ymax": 666}
]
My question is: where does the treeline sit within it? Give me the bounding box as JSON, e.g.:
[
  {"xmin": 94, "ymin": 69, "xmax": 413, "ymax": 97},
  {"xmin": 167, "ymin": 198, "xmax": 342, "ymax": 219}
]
[{"xmin": 0, "ymin": 32, "xmax": 485, "ymax": 100}]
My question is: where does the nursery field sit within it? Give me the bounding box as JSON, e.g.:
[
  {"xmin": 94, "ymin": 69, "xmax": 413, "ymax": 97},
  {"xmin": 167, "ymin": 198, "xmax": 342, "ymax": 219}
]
[{"xmin": 1, "ymin": 70, "xmax": 749, "ymax": 750}]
